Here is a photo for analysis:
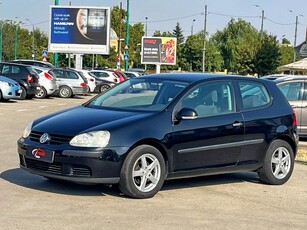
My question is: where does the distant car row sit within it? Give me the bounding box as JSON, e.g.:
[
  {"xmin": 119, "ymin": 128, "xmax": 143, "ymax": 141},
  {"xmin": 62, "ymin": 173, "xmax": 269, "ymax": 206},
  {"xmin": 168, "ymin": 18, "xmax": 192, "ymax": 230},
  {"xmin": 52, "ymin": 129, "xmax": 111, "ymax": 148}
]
[{"xmin": 0, "ymin": 60, "xmax": 144, "ymax": 102}]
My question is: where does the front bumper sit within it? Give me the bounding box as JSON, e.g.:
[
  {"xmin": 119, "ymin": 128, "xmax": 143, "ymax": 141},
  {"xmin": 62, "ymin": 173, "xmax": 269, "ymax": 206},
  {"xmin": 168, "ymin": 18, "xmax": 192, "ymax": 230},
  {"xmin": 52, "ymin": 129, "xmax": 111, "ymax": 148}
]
[
  {"xmin": 1, "ymin": 85, "xmax": 22, "ymax": 99},
  {"xmin": 17, "ymin": 138, "xmax": 129, "ymax": 184}
]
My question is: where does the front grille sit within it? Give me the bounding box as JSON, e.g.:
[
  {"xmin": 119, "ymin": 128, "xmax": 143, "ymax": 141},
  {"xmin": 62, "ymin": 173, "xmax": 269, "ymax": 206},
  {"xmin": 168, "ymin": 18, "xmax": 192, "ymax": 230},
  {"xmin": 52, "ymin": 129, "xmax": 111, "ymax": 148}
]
[
  {"xmin": 20, "ymin": 155, "xmax": 91, "ymax": 177},
  {"xmin": 30, "ymin": 131, "xmax": 72, "ymax": 145}
]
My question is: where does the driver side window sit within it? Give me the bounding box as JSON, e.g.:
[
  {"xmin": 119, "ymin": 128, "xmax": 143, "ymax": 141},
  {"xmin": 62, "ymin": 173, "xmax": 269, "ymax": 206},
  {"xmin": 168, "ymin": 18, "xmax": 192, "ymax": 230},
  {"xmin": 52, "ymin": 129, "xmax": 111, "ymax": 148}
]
[{"xmin": 180, "ymin": 81, "xmax": 234, "ymax": 118}]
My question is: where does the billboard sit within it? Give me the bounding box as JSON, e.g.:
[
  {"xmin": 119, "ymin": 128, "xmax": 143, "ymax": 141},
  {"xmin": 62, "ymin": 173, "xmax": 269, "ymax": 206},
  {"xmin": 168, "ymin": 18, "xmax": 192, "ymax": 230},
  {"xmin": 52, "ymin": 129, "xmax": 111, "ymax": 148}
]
[
  {"xmin": 141, "ymin": 37, "xmax": 177, "ymax": 65},
  {"xmin": 49, "ymin": 6, "xmax": 111, "ymax": 54}
]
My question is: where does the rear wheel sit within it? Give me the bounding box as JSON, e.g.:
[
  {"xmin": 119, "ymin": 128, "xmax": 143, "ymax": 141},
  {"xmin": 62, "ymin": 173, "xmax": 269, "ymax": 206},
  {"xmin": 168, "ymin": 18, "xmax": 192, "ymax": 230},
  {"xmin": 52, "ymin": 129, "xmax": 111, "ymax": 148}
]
[
  {"xmin": 35, "ymin": 87, "xmax": 47, "ymax": 99},
  {"xmin": 119, "ymin": 145, "xmax": 166, "ymax": 199},
  {"xmin": 258, "ymin": 140, "xmax": 294, "ymax": 185},
  {"xmin": 59, "ymin": 86, "xmax": 72, "ymax": 98},
  {"xmin": 99, "ymin": 84, "xmax": 110, "ymax": 93}
]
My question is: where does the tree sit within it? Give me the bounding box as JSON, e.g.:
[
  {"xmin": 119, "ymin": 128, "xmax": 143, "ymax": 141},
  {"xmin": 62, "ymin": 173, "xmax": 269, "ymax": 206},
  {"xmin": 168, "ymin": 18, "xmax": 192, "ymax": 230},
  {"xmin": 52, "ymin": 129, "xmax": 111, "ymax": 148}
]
[
  {"xmin": 211, "ymin": 18, "xmax": 259, "ymax": 74},
  {"xmin": 279, "ymin": 44, "xmax": 294, "ymax": 66},
  {"xmin": 254, "ymin": 35, "xmax": 280, "ymax": 76},
  {"xmin": 172, "ymin": 22, "xmax": 184, "ymax": 44}
]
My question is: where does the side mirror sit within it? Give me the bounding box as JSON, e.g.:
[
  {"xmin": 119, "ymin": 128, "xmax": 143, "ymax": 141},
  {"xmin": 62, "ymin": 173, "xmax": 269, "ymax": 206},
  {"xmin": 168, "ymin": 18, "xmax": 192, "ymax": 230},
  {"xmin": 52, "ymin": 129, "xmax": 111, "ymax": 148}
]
[{"xmin": 176, "ymin": 108, "xmax": 198, "ymax": 120}]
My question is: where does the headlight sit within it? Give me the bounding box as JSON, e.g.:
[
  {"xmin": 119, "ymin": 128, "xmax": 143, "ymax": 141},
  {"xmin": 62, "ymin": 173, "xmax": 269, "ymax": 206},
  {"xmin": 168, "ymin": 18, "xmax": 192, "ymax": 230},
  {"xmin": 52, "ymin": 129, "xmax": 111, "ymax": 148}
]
[
  {"xmin": 0, "ymin": 80, "xmax": 9, "ymax": 86},
  {"xmin": 22, "ymin": 121, "xmax": 33, "ymax": 138},
  {"xmin": 70, "ymin": 131, "xmax": 110, "ymax": 148}
]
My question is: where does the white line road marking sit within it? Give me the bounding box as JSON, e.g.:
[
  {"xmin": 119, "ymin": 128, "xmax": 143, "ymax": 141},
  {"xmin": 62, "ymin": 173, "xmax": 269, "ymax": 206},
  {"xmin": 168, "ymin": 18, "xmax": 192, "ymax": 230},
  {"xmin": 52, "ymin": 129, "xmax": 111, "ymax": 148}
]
[
  {"xmin": 17, "ymin": 109, "xmax": 27, "ymax": 112},
  {"xmin": 39, "ymin": 106, "xmax": 48, "ymax": 108},
  {"xmin": 58, "ymin": 103, "xmax": 67, "ymax": 106}
]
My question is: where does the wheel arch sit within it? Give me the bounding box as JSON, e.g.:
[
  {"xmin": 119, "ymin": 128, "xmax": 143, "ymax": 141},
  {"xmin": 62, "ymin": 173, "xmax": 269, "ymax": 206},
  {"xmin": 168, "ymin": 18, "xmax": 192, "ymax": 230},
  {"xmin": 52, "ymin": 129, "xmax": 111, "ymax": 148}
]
[
  {"xmin": 272, "ymin": 134, "xmax": 298, "ymax": 157},
  {"xmin": 126, "ymin": 139, "xmax": 170, "ymax": 175}
]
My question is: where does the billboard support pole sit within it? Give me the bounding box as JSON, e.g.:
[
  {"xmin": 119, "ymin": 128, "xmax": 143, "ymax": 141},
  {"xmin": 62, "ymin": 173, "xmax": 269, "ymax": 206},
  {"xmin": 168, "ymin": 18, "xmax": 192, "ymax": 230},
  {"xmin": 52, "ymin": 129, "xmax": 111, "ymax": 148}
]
[
  {"xmin": 54, "ymin": 0, "xmax": 59, "ymax": 67},
  {"xmin": 156, "ymin": 64, "xmax": 160, "ymax": 74}
]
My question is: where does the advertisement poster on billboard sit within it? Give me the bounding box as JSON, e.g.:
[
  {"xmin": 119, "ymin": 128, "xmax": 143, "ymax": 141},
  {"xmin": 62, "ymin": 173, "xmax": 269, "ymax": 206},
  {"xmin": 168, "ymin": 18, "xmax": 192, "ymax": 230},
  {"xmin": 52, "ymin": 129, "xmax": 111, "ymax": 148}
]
[
  {"xmin": 49, "ymin": 6, "xmax": 111, "ymax": 54},
  {"xmin": 141, "ymin": 37, "xmax": 177, "ymax": 65}
]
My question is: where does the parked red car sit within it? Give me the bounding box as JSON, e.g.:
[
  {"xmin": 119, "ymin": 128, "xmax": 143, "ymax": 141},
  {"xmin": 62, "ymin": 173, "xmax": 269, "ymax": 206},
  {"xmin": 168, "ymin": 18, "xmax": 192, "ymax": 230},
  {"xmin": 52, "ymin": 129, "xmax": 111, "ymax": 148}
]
[{"xmin": 106, "ymin": 69, "xmax": 128, "ymax": 83}]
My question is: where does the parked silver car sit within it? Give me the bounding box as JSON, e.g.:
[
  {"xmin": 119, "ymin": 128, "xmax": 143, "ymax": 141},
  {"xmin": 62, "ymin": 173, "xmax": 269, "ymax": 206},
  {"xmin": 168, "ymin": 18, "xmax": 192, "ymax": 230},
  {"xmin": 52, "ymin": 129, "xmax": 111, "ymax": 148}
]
[
  {"xmin": 0, "ymin": 75, "xmax": 22, "ymax": 101},
  {"xmin": 52, "ymin": 68, "xmax": 88, "ymax": 98},
  {"xmin": 33, "ymin": 67, "xmax": 59, "ymax": 99}
]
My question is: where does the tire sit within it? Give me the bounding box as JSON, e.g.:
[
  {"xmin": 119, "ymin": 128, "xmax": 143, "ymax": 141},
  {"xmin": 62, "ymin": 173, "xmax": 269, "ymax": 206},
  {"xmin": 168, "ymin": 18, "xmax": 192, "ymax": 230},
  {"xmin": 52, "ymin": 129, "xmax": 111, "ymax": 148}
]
[
  {"xmin": 20, "ymin": 86, "xmax": 27, "ymax": 100},
  {"xmin": 35, "ymin": 87, "xmax": 47, "ymax": 99},
  {"xmin": 99, "ymin": 84, "xmax": 110, "ymax": 93},
  {"xmin": 258, "ymin": 140, "xmax": 294, "ymax": 185},
  {"xmin": 59, "ymin": 86, "xmax": 72, "ymax": 98},
  {"xmin": 0, "ymin": 91, "xmax": 9, "ymax": 102},
  {"xmin": 119, "ymin": 145, "xmax": 166, "ymax": 199}
]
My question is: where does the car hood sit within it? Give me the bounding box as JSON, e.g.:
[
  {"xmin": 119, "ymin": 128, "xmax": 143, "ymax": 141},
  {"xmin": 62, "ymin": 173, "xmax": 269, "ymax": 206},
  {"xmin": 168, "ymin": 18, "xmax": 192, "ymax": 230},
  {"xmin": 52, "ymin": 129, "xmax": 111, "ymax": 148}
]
[
  {"xmin": 32, "ymin": 106, "xmax": 153, "ymax": 136},
  {"xmin": 0, "ymin": 76, "xmax": 19, "ymax": 85}
]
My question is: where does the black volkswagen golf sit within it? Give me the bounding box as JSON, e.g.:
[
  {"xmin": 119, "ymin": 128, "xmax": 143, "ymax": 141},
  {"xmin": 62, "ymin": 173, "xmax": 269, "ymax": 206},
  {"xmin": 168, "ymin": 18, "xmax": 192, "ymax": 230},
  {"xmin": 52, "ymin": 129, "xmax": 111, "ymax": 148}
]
[{"xmin": 18, "ymin": 73, "xmax": 298, "ymax": 198}]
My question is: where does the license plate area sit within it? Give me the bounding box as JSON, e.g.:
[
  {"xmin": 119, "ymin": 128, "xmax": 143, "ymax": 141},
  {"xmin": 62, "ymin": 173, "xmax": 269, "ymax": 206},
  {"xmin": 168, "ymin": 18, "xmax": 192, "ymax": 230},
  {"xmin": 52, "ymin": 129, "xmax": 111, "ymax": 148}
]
[{"xmin": 26, "ymin": 147, "xmax": 54, "ymax": 163}]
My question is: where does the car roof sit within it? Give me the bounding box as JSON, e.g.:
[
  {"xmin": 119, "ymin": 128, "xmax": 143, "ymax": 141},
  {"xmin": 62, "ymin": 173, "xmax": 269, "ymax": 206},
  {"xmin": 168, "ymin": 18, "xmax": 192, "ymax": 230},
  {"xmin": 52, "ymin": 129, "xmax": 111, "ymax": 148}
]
[
  {"xmin": 274, "ymin": 75, "xmax": 307, "ymax": 83},
  {"xmin": 139, "ymin": 73, "xmax": 258, "ymax": 83}
]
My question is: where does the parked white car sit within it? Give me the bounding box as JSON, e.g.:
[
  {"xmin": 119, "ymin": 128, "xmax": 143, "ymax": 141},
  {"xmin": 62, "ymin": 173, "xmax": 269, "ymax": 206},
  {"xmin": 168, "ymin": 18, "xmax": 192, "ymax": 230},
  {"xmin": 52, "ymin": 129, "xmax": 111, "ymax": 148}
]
[
  {"xmin": 33, "ymin": 67, "xmax": 59, "ymax": 98},
  {"xmin": 77, "ymin": 69, "xmax": 96, "ymax": 93},
  {"xmin": 89, "ymin": 70, "xmax": 120, "ymax": 83},
  {"xmin": 0, "ymin": 75, "xmax": 22, "ymax": 101}
]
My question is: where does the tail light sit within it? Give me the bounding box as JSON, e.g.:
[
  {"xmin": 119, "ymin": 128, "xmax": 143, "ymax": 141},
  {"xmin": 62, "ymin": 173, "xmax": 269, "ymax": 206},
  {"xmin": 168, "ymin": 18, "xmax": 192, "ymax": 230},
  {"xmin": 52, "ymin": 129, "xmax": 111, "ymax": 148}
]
[
  {"xmin": 27, "ymin": 74, "xmax": 34, "ymax": 83},
  {"xmin": 114, "ymin": 78, "xmax": 118, "ymax": 83},
  {"xmin": 89, "ymin": 78, "xmax": 94, "ymax": 82},
  {"xmin": 293, "ymin": 109, "xmax": 298, "ymax": 129},
  {"xmin": 44, "ymin": 72, "xmax": 53, "ymax": 80},
  {"xmin": 80, "ymin": 82, "xmax": 86, "ymax": 87}
]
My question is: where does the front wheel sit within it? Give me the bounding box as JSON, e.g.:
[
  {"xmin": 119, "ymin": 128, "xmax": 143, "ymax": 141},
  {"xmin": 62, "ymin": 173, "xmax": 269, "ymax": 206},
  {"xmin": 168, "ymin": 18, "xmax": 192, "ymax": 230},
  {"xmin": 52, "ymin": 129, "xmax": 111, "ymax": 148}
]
[
  {"xmin": 119, "ymin": 145, "xmax": 166, "ymax": 199},
  {"xmin": 258, "ymin": 140, "xmax": 294, "ymax": 185}
]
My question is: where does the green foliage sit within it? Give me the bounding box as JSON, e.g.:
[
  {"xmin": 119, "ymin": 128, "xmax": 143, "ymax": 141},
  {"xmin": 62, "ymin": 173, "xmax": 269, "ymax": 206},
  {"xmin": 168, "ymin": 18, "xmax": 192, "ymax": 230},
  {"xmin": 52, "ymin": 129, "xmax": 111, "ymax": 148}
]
[
  {"xmin": 279, "ymin": 45, "xmax": 294, "ymax": 66},
  {"xmin": 254, "ymin": 35, "xmax": 280, "ymax": 76},
  {"xmin": 211, "ymin": 18, "xmax": 260, "ymax": 74},
  {"xmin": 172, "ymin": 22, "xmax": 184, "ymax": 45}
]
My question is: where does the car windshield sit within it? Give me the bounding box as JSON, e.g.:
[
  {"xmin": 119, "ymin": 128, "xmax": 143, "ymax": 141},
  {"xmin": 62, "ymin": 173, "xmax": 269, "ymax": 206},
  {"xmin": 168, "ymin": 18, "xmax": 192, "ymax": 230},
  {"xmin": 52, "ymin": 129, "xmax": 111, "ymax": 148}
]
[{"xmin": 86, "ymin": 78, "xmax": 189, "ymax": 111}]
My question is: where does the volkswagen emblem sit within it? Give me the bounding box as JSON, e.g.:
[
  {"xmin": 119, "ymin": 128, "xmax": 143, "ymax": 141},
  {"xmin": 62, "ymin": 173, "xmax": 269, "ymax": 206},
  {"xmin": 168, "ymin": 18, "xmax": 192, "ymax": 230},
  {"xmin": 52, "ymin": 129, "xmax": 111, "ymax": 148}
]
[{"xmin": 40, "ymin": 133, "xmax": 50, "ymax": 144}]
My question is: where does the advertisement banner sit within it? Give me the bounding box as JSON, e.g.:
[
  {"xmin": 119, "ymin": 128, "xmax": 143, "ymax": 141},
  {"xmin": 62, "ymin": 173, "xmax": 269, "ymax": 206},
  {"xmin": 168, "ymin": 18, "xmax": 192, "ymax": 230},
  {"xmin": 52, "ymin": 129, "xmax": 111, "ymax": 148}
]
[
  {"xmin": 49, "ymin": 6, "xmax": 111, "ymax": 54},
  {"xmin": 141, "ymin": 37, "xmax": 177, "ymax": 65}
]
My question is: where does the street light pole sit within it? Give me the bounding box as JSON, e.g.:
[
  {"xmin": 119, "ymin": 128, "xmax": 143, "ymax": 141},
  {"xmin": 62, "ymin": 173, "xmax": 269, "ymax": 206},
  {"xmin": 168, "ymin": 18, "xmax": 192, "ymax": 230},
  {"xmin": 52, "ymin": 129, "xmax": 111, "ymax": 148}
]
[
  {"xmin": 0, "ymin": 22, "xmax": 3, "ymax": 62},
  {"xmin": 289, "ymin": 10, "xmax": 303, "ymax": 62},
  {"xmin": 14, "ymin": 25, "xmax": 18, "ymax": 60},
  {"xmin": 26, "ymin": 19, "xmax": 35, "ymax": 60},
  {"xmin": 145, "ymin": 17, "xmax": 148, "ymax": 36},
  {"xmin": 255, "ymin": 5, "xmax": 264, "ymax": 37},
  {"xmin": 191, "ymin": 19, "xmax": 195, "ymax": 36},
  {"xmin": 202, "ymin": 5, "xmax": 207, "ymax": 73},
  {"xmin": 125, "ymin": 0, "xmax": 130, "ymax": 71},
  {"xmin": 54, "ymin": 0, "xmax": 59, "ymax": 67}
]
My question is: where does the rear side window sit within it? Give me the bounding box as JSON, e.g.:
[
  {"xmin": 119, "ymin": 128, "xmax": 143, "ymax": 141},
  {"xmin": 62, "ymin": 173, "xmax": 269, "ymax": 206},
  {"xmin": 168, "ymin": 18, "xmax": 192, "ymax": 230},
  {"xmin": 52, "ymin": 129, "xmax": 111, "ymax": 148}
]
[
  {"xmin": 239, "ymin": 81, "xmax": 270, "ymax": 110},
  {"xmin": 66, "ymin": 71, "xmax": 79, "ymax": 79},
  {"xmin": 53, "ymin": 70, "xmax": 65, "ymax": 78},
  {"xmin": 278, "ymin": 82, "xmax": 302, "ymax": 101},
  {"xmin": 12, "ymin": 66, "xmax": 21, "ymax": 74}
]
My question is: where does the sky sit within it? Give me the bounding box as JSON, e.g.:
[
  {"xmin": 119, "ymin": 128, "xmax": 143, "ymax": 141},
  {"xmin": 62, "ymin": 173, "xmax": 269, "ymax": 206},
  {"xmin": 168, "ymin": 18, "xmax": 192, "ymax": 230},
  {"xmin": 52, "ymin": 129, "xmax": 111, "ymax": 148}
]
[{"xmin": 1, "ymin": 0, "xmax": 307, "ymax": 46}]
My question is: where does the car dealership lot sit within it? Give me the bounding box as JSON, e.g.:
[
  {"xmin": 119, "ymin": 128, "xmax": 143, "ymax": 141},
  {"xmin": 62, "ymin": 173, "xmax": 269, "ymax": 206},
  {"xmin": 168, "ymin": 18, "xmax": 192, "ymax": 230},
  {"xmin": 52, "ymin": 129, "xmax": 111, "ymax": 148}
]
[{"xmin": 1, "ymin": 96, "xmax": 307, "ymax": 229}]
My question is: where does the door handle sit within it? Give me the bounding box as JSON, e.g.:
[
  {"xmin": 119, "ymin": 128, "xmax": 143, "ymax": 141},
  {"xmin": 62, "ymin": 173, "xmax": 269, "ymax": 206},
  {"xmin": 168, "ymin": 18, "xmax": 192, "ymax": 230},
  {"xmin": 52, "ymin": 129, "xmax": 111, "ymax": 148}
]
[{"xmin": 233, "ymin": 122, "xmax": 243, "ymax": 127}]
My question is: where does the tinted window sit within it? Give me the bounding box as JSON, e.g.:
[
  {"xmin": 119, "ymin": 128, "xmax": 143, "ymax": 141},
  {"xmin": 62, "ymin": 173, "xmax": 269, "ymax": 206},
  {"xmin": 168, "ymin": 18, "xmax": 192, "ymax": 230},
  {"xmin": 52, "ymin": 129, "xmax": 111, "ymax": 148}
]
[
  {"xmin": 180, "ymin": 81, "xmax": 234, "ymax": 117},
  {"xmin": 12, "ymin": 66, "xmax": 21, "ymax": 74},
  {"xmin": 53, "ymin": 70, "xmax": 65, "ymax": 78},
  {"xmin": 66, "ymin": 71, "xmax": 79, "ymax": 79},
  {"xmin": 239, "ymin": 81, "xmax": 270, "ymax": 110},
  {"xmin": 278, "ymin": 82, "xmax": 302, "ymax": 101}
]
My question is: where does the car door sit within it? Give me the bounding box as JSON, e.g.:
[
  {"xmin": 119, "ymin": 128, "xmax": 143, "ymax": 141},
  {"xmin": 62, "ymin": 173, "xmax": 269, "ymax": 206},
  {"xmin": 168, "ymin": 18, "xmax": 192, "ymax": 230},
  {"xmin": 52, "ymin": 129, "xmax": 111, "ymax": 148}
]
[
  {"xmin": 277, "ymin": 80, "xmax": 303, "ymax": 134},
  {"xmin": 238, "ymin": 80, "xmax": 276, "ymax": 165},
  {"xmin": 171, "ymin": 80, "xmax": 244, "ymax": 171},
  {"xmin": 300, "ymin": 81, "xmax": 307, "ymax": 135}
]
